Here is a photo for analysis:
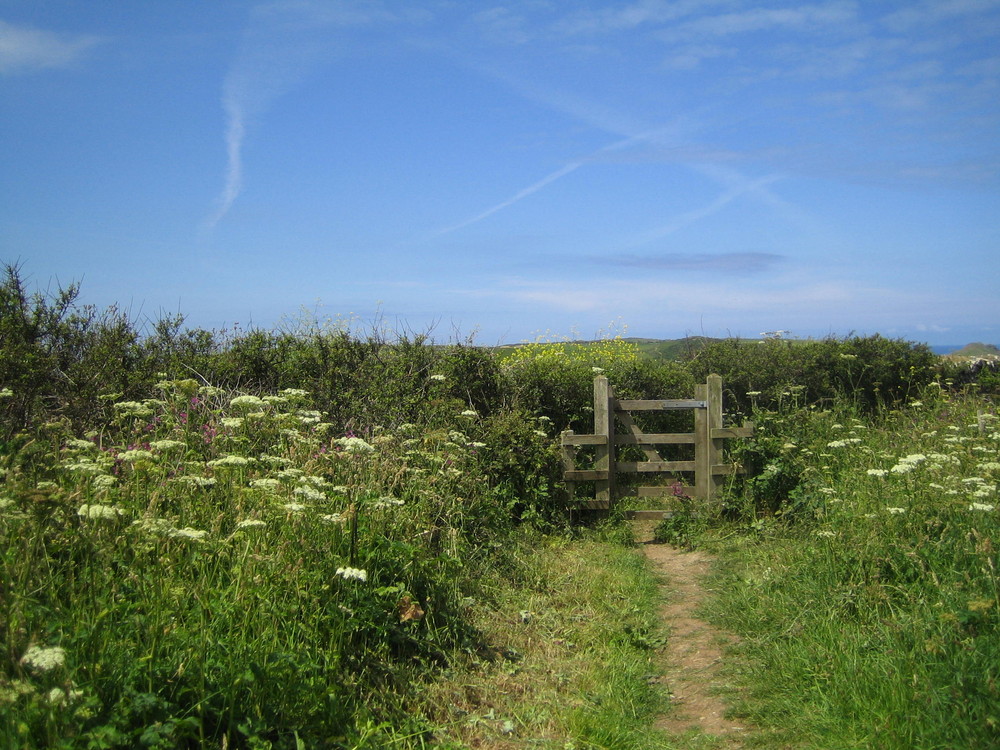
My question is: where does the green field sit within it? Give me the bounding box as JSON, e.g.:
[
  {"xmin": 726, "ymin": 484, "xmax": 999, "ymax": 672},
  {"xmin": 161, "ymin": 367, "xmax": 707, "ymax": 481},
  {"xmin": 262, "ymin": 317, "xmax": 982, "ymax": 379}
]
[{"xmin": 2, "ymin": 266, "xmax": 998, "ymax": 748}]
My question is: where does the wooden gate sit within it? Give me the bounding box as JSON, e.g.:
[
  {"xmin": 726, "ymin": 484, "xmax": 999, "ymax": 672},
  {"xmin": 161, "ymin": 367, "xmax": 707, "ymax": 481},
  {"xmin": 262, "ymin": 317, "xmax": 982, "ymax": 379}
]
[{"xmin": 560, "ymin": 374, "xmax": 752, "ymax": 512}]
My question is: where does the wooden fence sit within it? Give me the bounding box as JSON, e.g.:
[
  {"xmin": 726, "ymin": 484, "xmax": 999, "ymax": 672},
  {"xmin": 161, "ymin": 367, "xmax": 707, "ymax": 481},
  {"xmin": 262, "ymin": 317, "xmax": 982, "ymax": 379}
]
[{"xmin": 560, "ymin": 374, "xmax": 752, "ymax": 512}]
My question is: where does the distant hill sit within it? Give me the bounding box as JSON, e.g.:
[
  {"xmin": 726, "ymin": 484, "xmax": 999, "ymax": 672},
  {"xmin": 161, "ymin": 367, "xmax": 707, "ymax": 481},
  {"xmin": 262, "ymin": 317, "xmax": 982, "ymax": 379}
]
[{"xmin": 944, "ymin": 342, "xmax": 1000, "ymax": 360}]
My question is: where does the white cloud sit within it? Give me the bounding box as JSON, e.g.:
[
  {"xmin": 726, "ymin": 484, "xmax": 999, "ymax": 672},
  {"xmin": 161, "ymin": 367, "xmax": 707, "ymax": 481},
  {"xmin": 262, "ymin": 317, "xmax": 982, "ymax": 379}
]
[
  {"xmin": 203, "ymin": 0, "xmax": 404, "ymax": 232},
  {"xmin": 0, "ymin": 19, "xmax": 101, "ymax": 74}
]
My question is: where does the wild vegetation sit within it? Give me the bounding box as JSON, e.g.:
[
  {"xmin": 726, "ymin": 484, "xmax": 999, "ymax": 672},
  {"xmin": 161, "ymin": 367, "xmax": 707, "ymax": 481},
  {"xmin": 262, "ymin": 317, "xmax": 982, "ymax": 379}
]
[{"xmin": 1, "ymin": 263, "xmax": 997, "ymax": 748}]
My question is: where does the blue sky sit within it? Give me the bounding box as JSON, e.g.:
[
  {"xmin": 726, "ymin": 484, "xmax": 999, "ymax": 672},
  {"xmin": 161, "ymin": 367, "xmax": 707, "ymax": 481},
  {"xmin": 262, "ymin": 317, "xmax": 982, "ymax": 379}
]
[{"xmin": 2, "ymin": 1, "xmax": 998, "ymax": 346}]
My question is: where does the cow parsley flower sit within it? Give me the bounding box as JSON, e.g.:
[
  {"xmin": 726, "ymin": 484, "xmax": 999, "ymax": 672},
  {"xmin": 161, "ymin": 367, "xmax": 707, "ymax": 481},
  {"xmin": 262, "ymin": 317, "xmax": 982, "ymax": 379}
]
[
  {"xmin": 149, "ymin": 439, "xmax": 186, "ymax": 452},
  {"xmin": 118, "ymin": 449, "xmax": 154, "ymax": 462},
  {"xmin": 969, "ymin": 502, "xmax": 996, "ymax": 512},
  {"xmin": 230, "ymin": 395, "xmax": 265, "ymax": 409},
  {"xmin": 886, "ymin": 507, "xmax": 907, "ymax": 514},
  {"xmin": 236, "ymin": 518, "xmax": 267, "ymax": 529},
  {"xmin": 282, "ymin": 502, "xmax": 307, "ymax": 513},
  {"xmin": 250, "ymin": 478, "xmax": 281, "ymax": 491},
  {"xmin": 77, "ymin": 504, "xmax": 122, "ymax": 520},
  {"xmin": 429, "ymin": 374, "xmax": 446, "ymax": 381},
  {"xmin": 208, "ymin": 455, "xmax": 251, "ymax": 468},
  {"xmin": 293, "ymin": 486, "xmax": 324, "ymax": 502},
  {"xmin": 336, "ymin": 566, "xmax": 368, "ymax": 582},
  {"xmin": 866, "ymin": 469, "xmax": 888, "ymax": 477},
  {"xmin": 20, "ymin": 645, "xmax": 66, "ymax": 672},
  {"xmin": 335, "ymin": 437, "xmax": 374, "ymax": 453},
  {"xmin": 168, "ymin": 527, "xmax": 208, "ymax": 541}
]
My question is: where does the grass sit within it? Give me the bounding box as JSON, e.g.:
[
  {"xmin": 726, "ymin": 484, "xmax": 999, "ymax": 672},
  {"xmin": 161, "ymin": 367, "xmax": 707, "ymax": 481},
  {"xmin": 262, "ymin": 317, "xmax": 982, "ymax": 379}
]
[
  {"xmin": 0, "ymin": 380, "xmax": 536, "ymax": 747},
  {"xmin": 417, "ymin": 522, "xmax": 678, "ymax": 749},
  {"xmin": 701, "ymin": 387, "xmax": 1000, "ymax": 749}
]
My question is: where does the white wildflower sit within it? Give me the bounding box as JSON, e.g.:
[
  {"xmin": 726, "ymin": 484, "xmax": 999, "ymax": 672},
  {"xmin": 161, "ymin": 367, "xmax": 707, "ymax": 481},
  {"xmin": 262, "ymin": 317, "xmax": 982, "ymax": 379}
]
[
  {"xmin": 250, "ymin": 478, "xmax": 282, "ymax": 491},
  {"xmin": 429, "ymin": 374, "xmax": 446, "ymax": 381},
  {"xmin": 149, "ymin": 439, "xmax": 186, "ymax": 452},
  {"xmin": 117, "ymin": 449, "xmax": 154, "ymax": 462},
  {"xmin": 168, "ymin": 527, "xmax": 208, "ymax": 541},
  {"xmin": 77, "ymin": 504, "xmax": 122, "ymax": 520},
  {"xmin": 92, "ymin": 474, "xmax": 117, "ymax": 490},
  {"xmin": 229, "ymin": 395, "xmax": 265, "ymax": 409},
  {"xmin": 335, "ymin": 566, "xmax": 368, "ymax": 582},
  {"xmin": 0, "ymin": 387, "xmax": 13, "ymax": 398},
  {"xmin": 221, "ymin": 417, "xmax": 244, "ymax": 429},
  {"xmin": 969, "ymin": 502, "xmax": 995, "ymax": 512},
  {"xmin": 293, "ymin": 486, "xmax": 325, "ymax": 502},
  {"xmin": 816, "ymin": 530, "xmax": 836, "ymax": 538},
  {"xmin": 886, "ymin": 507, "xmax": 907, "ymax": 514},
  {"xmin": 208, "ymin": 455, "xmax": 251, "ymax": 468},
  {"xmin": 113, "ymin": 401, "xmax": 153, "ymax": 417},
  {"xmin": 866, "ymin": 469, "xmax": 888, "ymax": 477},
  {"xmin": 20, "ymin": 645, "xmax": 66, "ymax": 672},
  {"xmin": 320, "ymin": 513, "xmax": 346, "ymax": 524},
  {"xmin": 236, "ymin": 519, "xmax": 267, "ymax": 529},
  {"xmin": 282, "ymin": 502, "xmax": 307, "ymax": 513},
  {"xmin": 280, "ymin": 388, "xmax": 309, "ymax": 398},
  {"xmin": 460, "ymin": 410, "xmax": 478, "ymax": 417},
  {"xmin": 335, "ymin": 436, "xmax": 374, "ymax": 453},
  {"xmin": 176, "ymin": 475, "xmax": 215, "ymax": 488}
]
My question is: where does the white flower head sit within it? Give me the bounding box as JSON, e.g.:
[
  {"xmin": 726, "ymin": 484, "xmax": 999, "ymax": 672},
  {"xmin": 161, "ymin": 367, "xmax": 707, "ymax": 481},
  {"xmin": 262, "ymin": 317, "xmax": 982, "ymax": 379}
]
[
  {"xmin": 429, "ymin": 374, "xmax": 446, "ymax": 381},
  {"xmin": 336, "ymin": 566, "xmax": 368, "ymax": 582},
  {"xmin": 77, "ymin": 504, "xmax": 123, "ymax": 520},
  {"xmin": 229, "ymin": 395, "xmax": 266, "ymax": 409},
  {"xmin": 969, "ymin": 502, "xmax": 995, "ymax": 512},
  {"xmin": 886, "ymin": 507, "xmax": 907, "ymax": 515},
  {"xmin": 335, "ymin": 436, "xmax": 374, "ymax": 454},
  {"xmin": 21, "ymin": 645, "xmax": 66, "ymax": 672},
  {"xmin": 236, "ymin": 518, "xmax": 267, "ymax": 529}
]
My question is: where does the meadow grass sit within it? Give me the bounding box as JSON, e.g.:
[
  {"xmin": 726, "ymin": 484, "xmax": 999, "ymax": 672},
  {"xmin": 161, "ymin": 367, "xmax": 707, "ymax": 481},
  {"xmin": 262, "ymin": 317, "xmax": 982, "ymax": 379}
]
[
  {"xmin": 705, "ymin": 387, "xmax": 1000, "ymax": 748},
  {"xmin": 416, "ymin": 522, "xmax": 678, "ymax": 749},
  {"xmin": 0, "ymin": 378, "xmax": 548, "ymax": 747}
]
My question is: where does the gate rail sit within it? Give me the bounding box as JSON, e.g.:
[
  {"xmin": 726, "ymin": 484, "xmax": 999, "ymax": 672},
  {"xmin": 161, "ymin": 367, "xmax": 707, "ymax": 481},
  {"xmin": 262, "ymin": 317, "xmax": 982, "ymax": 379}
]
[{"xmin": 560, "ymin": 374, "xmax": 752, "ymax": 510}]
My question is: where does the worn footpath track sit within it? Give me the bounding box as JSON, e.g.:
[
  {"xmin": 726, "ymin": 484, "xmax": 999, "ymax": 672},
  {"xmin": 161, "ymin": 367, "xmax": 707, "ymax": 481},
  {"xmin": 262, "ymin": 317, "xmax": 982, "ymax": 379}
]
[{"xmin": 634, "ymin": 521, "xmax": 749, "ymax": 746}]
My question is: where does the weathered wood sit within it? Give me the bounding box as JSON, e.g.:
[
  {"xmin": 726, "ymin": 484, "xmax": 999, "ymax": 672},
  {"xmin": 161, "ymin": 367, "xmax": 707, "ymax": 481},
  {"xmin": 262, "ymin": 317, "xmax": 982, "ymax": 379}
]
[
  {"xmin": 564, "ymin": 470, "xmax": 609, "ymax": 481},
  {"xmin": 594, "ymin": 376, "xmax": 615, "ymax": 507},
  {"xmin": 616, "ymin": 399, "xmax": 707, "ymax": 411},
  {"xmin": 712, "ymin": 463, "xmax": 746, "ymax": 475},
  {"xmin": 616, "ymin": 461, "xmax": 696, "ymax": 473},
  {"xmin": 694, "ymin": 381, "xmax": 710, "ymax": 502},
  {"xmin": 706, "ymin": 374, "xmax": 725, "ymax": 499},
  {"xmin": 711, "ymin": 426, "xmax": 754, "ymax": 439},
  {"xmin": 559, "ymin": 375, "xmax": 753, "ymax": 512},
  {"xmin": 575, "ymin": 499, "xmax": 611, "ymax": 510},
  {"xmin": 614, "ymin": 407, "xmax": 664, "ymax": 462},
  {"xmin": 615, "ymin": 432, "xmax": 696, "ymax": 445},
  {"xmin": 561, "ymin": 433, "xmax": 608, "ymax": 446}
]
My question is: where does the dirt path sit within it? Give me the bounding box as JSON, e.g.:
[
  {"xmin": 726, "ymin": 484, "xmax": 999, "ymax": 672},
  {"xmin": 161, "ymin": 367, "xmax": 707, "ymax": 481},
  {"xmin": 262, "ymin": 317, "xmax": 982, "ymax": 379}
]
[{"xmin": 634, "ymin": 521, "xmax": 748, "ymax": 745}]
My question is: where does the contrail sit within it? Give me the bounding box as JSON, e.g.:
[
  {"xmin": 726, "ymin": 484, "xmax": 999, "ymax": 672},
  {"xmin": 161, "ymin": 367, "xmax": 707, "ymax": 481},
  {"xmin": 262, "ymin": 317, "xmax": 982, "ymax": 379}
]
[
  {"xmin": 432, "ymin": 129, "xmax": 661, "ymax": 237},
  {"xmin": 202, "ymin": 94, "xmax": 245, "ymax": 233},
  {"xmin": 433, "ymin": 162, "xmax": 583, "ymax": 237}
]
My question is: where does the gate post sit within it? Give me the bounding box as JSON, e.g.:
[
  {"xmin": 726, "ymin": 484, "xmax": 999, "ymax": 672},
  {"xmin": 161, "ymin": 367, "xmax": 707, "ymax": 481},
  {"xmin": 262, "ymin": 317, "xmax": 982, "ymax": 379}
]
[
  {"xmin": 593, "ymin": 376, "xmax": 615, "ymax": 507},
  {"xmin": 694, "ymin": 374, "xmax": 725, "ymax": 503}
]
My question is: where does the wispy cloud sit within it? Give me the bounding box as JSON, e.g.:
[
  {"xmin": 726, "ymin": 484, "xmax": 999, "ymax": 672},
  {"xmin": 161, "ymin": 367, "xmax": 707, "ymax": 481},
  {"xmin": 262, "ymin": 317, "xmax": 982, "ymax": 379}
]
[
  {"xmin": 203, "ymin": 1, "xmax": 399, "ymax": 233},
  {"xmin": 0, "ymin": 19, "xmax": 102, "ymax": 74},
  {"xmin": 594, "ymin": 251, "xmax": 783, "ymax": 274}
]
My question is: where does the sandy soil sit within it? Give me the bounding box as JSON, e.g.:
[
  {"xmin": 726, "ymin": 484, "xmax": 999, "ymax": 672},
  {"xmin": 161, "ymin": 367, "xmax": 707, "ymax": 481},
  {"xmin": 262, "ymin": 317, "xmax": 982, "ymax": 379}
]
[{"xmin": 634, "ymin": 521, "xmax": 748, "ymax": 746}]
